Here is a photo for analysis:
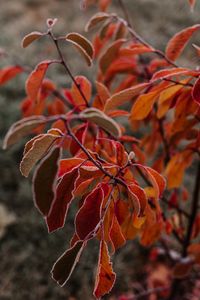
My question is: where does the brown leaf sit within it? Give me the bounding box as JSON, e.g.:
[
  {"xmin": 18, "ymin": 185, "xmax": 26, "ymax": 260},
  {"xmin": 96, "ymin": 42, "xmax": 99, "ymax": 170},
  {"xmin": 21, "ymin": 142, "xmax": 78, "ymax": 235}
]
[
  {"xmin": 51, "ymin": 241, "xmax": 86, "ymax": 286},
  {"xmin": 81, "ymin": 107, "xmax": 121, "ymax": 137},
  {"xmin": 3, "ymin": 116, "xmax": 47, "ymax": 149},
  {"xmin": 66, "ymin": 33, "xmax": 94, "ymax": 66},
  {"xmin": 22, "ymin": 31, "xmax": 44, "ymax": 48},
  {"xmin": 85, "ymin": 12, "xmax": 112, "ymax": 32},
  {"xmin": 33, "ymin": 147, "xmax": 61, "ymax": 216},
  {"xmin": 20, "ymin": 131, "xmax": 62, "ymax": 177}
]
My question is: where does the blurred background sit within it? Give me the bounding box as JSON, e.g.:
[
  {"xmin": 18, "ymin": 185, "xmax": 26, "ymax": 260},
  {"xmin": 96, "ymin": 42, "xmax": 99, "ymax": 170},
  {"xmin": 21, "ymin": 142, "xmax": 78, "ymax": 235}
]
[{"xmin": 0, "ymin": 0, "xmax": 200, "ymax": 299}]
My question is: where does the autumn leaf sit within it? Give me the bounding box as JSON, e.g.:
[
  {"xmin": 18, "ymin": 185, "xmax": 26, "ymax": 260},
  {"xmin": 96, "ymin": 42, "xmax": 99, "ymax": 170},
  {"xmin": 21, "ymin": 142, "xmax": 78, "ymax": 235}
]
[
  {"xmin": 130, "ymin": 91, "xmax": 159, "ymax": 120},
  {"xmin": 104, "ymin": 83, "xmax": 149, "ymax": 112},
  {"xmin": 3, "ymin": 116, "xmax": 47, "ymax": 149},
  {"xmin": 71, "ymin": 75, "xmax": 92, "ymax": 108},
  {"xmin": 0, "ymin": 65, "xmax": 23, "ymax": 85},
  {"xmin": 75, "ymin": 185, "xmax": 104, "ymax": 240},
  {"xmin": 99, "ymin": 39, "xmax": 126, "ymax": 74},
  {"xmin": 192, "ymin": 76, "xmax": 200, "ymax": 105},
  {"xmin": 26, "ymin": 60, "xmax": 54, "ymax": 102},
  {"xmin": 66, "ymin": 33, "xmax": 94, "ymax": 66},
  {"xmin": 22, "ymin": 31, "xmax": 44, "ymax": 48},
  {"xmin": 46, "ymin": 167, "xmax": 79, "ymax": 233},
  {"xmin": 85, "ymin": 12, "xmax": 112, "ymax": 32},
  {"xmin": 166, "ymin": 24, "xmax": 200, "ymax": 61},
  {"xmin": 20, "ymin": 130, "xmax": 62, "ymax": 177},
  {"xmin": 33, "ymin": 147, "xmax": 61, "ymax": 216},
  {"xmin": 94, "ymin": 240, "xmax": 116, "ymax": 298},
  {"xmin": 51, "ymin": 241, "xmax": 86, "ymax": 286},
  {"xmin": 81, "ymin": 107, "xmax": 121, "ymax": 137}
]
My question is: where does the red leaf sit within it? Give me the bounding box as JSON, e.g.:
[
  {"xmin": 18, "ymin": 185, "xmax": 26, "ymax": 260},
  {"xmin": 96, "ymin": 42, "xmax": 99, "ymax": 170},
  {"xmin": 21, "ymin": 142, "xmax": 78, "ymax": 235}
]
[
  {"xmin": 51, "ymin": 241, "xmax": 86, "ymax": 286},
  {"xmin": 70, "ymin": 123, "xmax": 88, "ymax": 155},
  {"xmin": 0, "ymin": 65, "xmax": 23, "ymax": 85},
  {"xmin": 75, "ymin": 185, "xmax": 104, "ymax": 240},
  {"xmin": 58, "ymin": 158, "xmax": 84, "ymax": 177},
  {"xmin": 166, "ymin": 24, "xmax": 200, "ymax": 61},
  {"xmin": 46, "ymin": 168, "xmax": 79, "ymax": 233},
  {"xmin": 94, "ymin": 240, "xmax": 116, "ymax": 298},
  {"xmin": 188, "ymin": 0, "xmax": 196, "ymax": 11},
  {"xmin": 33, "ymin": 147, "xmax": 61, "ymax": 216},
  {"xmin": 26, "ymin": 60, "xmax": 53, "ymax": 103},
  {"xmin": 192, "ymin": 76, "xmax": 200, "ymax": 105}
]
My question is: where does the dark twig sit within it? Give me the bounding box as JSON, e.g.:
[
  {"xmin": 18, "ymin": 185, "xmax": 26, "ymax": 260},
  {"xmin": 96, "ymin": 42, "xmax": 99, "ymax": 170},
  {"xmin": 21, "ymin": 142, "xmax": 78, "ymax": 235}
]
[{"xmin": 48, "ymin": 31, "xmax": 89, "ymax": 107}]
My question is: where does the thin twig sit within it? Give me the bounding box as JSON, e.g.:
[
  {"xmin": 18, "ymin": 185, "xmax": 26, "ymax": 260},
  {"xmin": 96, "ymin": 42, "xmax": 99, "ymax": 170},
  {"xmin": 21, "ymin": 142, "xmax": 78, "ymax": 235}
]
[{"xmin": 48, "ymin": 31, "xmax": 89, "ymax": 107}]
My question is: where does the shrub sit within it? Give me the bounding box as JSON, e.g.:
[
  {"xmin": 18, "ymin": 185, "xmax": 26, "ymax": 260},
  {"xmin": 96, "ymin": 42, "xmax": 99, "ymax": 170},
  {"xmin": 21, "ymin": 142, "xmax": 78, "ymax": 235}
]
[{"xmin": 2, "ymin": 0, "xmax": 200, "ymax": 299}]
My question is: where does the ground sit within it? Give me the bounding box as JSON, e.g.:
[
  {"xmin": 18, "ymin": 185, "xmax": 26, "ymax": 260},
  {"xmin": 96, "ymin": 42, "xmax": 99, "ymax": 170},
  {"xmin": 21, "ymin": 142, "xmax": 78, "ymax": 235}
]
[{"xmin": 0, "ymin": 1, "xmax": 200, "ymax": 299}]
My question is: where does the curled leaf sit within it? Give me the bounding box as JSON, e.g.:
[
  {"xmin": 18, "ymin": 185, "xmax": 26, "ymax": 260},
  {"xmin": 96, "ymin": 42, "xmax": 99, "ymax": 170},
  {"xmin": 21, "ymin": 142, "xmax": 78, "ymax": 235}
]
[
  {"xmin": 20, "ymin": 131, "xmax": 62, "ymax": 177},
  {"xmin": 3, "ymin": 116, "xmax": 47, "ymax": 149},
  {"xmin": 66, "ymin": 32, "xmax": 94, "ymax": 66},
  {"xmin": 85, "ymin": 12, "xmax": 112, "ymax": 32},
  {"xmin": 81, "ymin": 107, "xmax": 121, "ymax": 137},
  {"xmin": 22, "ymin": 31, "xmax": 44, "ymax": 48}
]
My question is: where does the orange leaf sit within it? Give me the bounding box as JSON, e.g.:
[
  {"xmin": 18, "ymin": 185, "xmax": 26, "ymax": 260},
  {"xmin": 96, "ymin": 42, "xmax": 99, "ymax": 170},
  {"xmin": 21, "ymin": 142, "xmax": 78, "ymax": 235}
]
[
  {"xmin": 94, "ymin": 240, "xmax": 116, "ymax": 298},
  {"xmin": 33, "ymin": 147, "xmax": 61, "ymax": 216},
  {"xmin": 104, "ymin": 82, "xmax": 149, "ymax": 112},
  {"xmin": 71, "ymin": 75, "xmax": 92, "ymax": 108},
  {"xmin": 130, "ymin": 90, "xmax": 159, "ymax": 120},
  {"xmin": 26, "ymin": 60, "xmax": 53, "ymax": 103},
  {"xmin": 0, "ymin": 65, "xmax": 23, "ymax": 85},
  {"xmin": 22, "ymin": 31, "xmax": 44, "ymax": 48},
  {"xmin": 51, "ymin": 241, "xmax": 86, "ymax": 286},
  {"xmin": 166, "ymin": 24, "xmax": 200, "ymax": 61},
  {"xmin": 109, "ymin": 214, "xmax": 126, "ymax": 253}
]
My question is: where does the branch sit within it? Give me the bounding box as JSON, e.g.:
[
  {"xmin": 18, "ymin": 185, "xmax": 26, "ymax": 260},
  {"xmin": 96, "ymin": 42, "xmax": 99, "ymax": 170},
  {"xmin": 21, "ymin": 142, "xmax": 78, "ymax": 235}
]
[
  {"xmin": 65, "ymin": 121, "xmax": 127, "ymax": 187},
  {"xmin": 48, "ymin": 31, "xmax": 89, "ymax": 107},
  {"xmin": 117, "ymin": 0, "xmax": 178, "ymax": 68}
]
